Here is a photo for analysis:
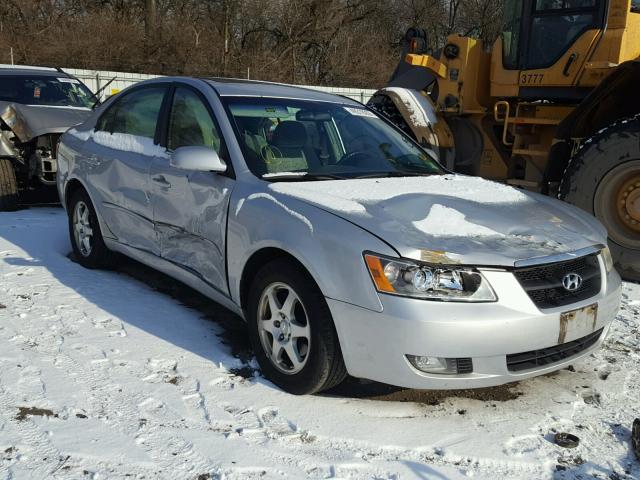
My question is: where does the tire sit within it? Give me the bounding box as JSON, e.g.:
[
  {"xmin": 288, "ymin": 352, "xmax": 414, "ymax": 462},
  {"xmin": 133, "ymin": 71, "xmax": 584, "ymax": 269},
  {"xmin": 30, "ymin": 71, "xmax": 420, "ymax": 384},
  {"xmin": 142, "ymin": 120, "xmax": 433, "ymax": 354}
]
[
  {"xmin": 559, "ymin": 114, "xmax": 640, "ymax": 282},
  {"xmin": 0, "ymin": 158, "xmax": 19, "ymax": 211},
  {"xmin": 68, "ymin": 188, "xmax": 113, "ymax": 269},
  {"xmin": 246, "ymin": 258, "xmax": 347, "ymax": 395}
]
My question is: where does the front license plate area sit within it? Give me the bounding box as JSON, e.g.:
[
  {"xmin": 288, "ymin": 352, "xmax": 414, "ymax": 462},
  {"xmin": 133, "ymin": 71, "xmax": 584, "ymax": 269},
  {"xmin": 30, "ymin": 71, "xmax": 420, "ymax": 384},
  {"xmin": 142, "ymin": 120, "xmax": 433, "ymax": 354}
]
[{"xmin": 558, "ymin": 303, "xmax": 598, "ymax": 344}]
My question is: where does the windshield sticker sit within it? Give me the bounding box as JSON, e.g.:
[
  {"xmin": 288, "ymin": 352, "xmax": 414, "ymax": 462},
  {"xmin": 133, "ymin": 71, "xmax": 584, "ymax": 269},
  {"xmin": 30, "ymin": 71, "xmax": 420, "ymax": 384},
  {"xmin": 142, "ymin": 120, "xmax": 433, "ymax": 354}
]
[
  {"xmin": 344, "ymin": 107, "xmax": 377, "ymax": 118},
  {"xmin": 57, "ymin": 77, "xmax": 80, "ymax": 84},
  {"xmin": 33, "ymin": 87, "xmax": 41, "ymax": 99}
]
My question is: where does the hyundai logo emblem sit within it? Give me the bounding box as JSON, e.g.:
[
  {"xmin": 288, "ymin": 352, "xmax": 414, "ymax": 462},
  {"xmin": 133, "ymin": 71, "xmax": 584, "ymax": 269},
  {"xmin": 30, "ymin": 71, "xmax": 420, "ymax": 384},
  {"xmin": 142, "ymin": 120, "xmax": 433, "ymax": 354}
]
[{"xmin": 562, "ymin": 272, "xmax": 583, "ymax": 291}]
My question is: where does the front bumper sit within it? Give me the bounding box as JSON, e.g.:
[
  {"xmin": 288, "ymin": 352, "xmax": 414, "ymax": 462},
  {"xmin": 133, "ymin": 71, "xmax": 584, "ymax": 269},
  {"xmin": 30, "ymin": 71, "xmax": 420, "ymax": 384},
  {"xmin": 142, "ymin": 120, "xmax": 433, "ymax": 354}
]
[{"xmin": 328, "ymin": 264, "xmax": 622, "ymax": 389}]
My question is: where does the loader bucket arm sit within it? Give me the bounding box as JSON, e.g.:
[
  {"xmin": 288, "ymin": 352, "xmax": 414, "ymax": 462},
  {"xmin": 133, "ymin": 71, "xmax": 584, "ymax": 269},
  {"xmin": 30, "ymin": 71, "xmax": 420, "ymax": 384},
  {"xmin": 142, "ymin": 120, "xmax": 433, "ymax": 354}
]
[{"xmin": 388, "ymin": 28, "xmax": 439, "ymax": 92}]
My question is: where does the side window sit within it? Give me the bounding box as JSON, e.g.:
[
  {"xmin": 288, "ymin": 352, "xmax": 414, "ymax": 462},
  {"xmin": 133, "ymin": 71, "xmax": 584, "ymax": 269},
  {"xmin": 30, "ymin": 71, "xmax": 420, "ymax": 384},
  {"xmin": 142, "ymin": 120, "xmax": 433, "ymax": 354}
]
[
  {"xmin": 168, "ymin": 88, "xmax": 223, "ymax": 154},
  {"xmin": 95, "ymin": 103, "xmax": 118, "ymax": 132},
  {"xmin": 99, "ymin": 87, "xmax": 165, "ymax": 138},
  {"xmin": 524, "ymin": 1, "xmax": 601, "ymax": 70}
]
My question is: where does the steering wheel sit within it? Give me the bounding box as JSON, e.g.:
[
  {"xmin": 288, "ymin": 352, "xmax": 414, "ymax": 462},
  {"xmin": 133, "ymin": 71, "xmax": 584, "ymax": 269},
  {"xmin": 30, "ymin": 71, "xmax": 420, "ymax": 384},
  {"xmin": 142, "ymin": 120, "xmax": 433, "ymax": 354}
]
[{"xmin": 260, "ymin": 144, "xmax": 283, "ymax": 161}]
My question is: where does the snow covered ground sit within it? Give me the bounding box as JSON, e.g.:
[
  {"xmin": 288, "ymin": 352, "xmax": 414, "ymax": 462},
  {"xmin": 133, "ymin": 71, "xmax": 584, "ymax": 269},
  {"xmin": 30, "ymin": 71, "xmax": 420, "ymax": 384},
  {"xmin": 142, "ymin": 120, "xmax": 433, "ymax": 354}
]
[{"xmin": 0, "ymin": 208, "xmax": 638, "ymax": 480}]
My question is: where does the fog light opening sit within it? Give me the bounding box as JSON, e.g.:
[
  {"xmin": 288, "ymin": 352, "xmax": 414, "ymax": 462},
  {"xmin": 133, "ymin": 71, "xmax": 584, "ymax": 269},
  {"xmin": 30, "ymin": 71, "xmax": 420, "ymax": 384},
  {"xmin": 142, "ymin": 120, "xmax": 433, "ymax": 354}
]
[
  {"xmin": 406, "ymin": 355, "xmax": 473, "ymax": 374},
  {"xmin": 407, "ymin": 355, "xmax": 455, "ymax": 374}
]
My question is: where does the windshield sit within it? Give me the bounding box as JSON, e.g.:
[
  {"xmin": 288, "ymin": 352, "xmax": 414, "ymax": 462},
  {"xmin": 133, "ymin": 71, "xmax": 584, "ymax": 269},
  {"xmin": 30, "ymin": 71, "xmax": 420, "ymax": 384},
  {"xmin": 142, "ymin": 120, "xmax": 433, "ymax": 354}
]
[
  {"xmin": 225, "ymin": 97, "xmax": 443, "ymax": 180},
  {"xmin": 0, "ymin": 75, "xmax": 94, "ymax": 108}
]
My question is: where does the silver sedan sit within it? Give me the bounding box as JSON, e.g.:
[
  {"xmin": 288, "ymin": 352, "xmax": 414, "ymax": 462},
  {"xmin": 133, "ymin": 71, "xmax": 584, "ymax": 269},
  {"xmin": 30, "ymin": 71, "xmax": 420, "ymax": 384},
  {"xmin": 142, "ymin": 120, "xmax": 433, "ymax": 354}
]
[{"xmin": 56, "ymin": 77, "xmax": 622, "ymax": 394}]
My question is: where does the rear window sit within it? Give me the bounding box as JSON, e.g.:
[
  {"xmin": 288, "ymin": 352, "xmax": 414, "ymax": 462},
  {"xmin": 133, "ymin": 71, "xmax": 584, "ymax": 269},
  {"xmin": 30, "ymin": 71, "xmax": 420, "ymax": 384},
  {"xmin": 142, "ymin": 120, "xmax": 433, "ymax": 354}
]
[{"xmin": 0, "ymin": 75, "xmax": 94, "ymax": 108}]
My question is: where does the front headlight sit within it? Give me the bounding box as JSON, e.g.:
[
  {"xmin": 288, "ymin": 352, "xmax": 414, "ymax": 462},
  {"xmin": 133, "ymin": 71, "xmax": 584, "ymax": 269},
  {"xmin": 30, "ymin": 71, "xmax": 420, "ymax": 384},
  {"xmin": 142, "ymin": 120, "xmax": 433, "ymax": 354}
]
[
  {"xmin": 364, "ymin": 253, "xmax": 497, "ymax": 302},
  {"xmin": 601, "ymin": 246, "xmax": 614, "ymax": 273}
]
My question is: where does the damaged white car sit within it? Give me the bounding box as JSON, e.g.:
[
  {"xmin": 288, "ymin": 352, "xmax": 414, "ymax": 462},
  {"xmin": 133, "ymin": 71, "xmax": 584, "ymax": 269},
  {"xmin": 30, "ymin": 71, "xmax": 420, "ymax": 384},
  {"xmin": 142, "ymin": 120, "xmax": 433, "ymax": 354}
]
[
  {"xmin": 56, "ymin": 77, "xmax": 622, "ymax": 395},
  {"xmin": 0, "ymin": 65, "xmax": 95, "ymax": 210}
]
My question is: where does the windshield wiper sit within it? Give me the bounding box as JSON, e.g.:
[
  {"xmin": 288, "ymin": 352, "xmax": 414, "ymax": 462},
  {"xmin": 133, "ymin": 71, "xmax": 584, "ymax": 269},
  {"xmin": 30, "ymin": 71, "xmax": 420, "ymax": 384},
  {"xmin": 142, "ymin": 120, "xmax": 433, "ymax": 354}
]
[
  {"xmin": 90, "ymin": 76, "xmax": 117, "ymax": 109},
  {"xmin": 351, "ymin": 171, "xmax": 433, "ymax": 179},
  {"xmin": 262, "ymin": 173, "xmax": 347, "ymax": 181}
]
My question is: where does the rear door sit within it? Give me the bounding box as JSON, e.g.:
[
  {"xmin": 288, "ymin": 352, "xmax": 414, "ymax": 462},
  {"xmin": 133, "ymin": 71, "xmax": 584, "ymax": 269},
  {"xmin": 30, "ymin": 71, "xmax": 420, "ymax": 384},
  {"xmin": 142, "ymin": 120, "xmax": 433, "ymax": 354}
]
[
  {"xmin": 150, "ymin": 84, "xmax": 234, "ymax": 293},
  {"xmin": 88, "ymin": 85, "xmax": 168, "ymax": 255}
]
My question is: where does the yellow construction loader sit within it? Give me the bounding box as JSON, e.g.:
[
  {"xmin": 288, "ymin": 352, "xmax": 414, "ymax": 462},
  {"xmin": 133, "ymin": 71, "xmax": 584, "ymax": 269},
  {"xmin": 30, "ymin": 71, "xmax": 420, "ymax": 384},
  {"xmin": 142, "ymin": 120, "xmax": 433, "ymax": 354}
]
[{"xmin": 368, "ymin": 0, "xmax": 640, "ymax": 281}]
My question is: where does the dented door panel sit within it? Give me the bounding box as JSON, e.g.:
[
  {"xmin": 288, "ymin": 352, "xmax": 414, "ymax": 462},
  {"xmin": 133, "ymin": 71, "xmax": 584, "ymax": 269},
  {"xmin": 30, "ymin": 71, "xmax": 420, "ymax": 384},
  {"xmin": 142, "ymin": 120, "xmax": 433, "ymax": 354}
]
[
  {"xmin": 88, "ymin": 139, "xmax": 158, "ymax": 255},
  {"xmin": 151, "ymin": 157, "xmax": 234, "ymax": 294}
]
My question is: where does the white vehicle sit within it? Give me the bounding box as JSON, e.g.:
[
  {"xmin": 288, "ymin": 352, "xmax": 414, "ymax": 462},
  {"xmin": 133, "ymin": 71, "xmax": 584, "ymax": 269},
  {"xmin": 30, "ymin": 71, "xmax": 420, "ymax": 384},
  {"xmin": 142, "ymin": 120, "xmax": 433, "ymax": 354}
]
[
  {"xmin": 57, "ymin": 77, "xmax": 622, "ymax": 394},
  {"xmin": 0, "ymin": 65, "xmax": 95, "ymax": 210}
]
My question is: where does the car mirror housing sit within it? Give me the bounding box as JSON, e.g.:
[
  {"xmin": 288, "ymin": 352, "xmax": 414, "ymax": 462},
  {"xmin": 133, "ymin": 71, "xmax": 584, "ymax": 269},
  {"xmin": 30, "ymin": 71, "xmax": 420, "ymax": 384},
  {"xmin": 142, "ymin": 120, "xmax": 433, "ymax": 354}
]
[{"xmin": 170, "ymin": 146, "xmax": 227, "ymax": 173}]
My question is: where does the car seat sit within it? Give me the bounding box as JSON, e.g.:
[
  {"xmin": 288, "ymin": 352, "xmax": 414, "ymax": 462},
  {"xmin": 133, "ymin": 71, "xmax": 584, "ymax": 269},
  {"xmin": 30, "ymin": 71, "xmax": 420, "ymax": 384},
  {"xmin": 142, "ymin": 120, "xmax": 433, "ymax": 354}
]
[{"xmin": 270, "ymin": 121, "xmax": 321, "ymax": 169}]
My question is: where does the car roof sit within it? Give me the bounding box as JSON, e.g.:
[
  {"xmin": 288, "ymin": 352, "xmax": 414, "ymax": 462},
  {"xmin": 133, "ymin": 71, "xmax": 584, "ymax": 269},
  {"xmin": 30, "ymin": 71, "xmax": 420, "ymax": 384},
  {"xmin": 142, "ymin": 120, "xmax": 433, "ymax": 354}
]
[
  {"xmin": 0, "ymin": 65, "xmax": 70, "ymax": 77},
  {"xmin": 203, "ymin": 77, "xmax": 362, "ymax": 105}
]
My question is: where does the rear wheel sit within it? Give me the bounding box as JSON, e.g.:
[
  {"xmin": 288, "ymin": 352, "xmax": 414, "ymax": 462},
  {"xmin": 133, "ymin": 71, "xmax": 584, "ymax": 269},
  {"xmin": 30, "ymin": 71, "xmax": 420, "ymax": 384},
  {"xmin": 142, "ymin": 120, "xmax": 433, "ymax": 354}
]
[
  {"xmin": 0, "ymin": 158, "xmax": 19, "ymax": 211},
  {"xmin": 68, "ymin": 188, "xmax": 113, "ymax": 269},
  {"xmin": 246, "ymin": 259, "xmax": 347, "ymax": 394},
  {"xmin": 559, "ymin": 115, "xmax": 640, "ymax": 281}
]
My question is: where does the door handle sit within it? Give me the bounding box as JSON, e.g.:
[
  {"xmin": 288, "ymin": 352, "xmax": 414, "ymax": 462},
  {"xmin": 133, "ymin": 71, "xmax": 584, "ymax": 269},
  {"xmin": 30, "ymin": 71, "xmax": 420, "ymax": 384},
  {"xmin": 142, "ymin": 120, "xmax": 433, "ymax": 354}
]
[
  {"xmin": 562, "ymin": 53, "xmax": 578, "ymax": 77},
  {"xmin": 152, "ymin": 175, "xmax": 171, "ymax": 188}
]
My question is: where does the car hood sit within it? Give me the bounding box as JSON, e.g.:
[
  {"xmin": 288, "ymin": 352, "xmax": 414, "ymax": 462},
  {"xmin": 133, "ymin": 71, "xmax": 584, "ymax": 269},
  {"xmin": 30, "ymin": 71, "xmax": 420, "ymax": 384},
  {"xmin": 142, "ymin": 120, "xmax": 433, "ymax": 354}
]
[
  {"xmin": 0, "ymin": 101, "xmax": 92, "ymax": 141},
  {"xmin": 268, "ymin": 175, "xmax": 607, "ymax": 266}
]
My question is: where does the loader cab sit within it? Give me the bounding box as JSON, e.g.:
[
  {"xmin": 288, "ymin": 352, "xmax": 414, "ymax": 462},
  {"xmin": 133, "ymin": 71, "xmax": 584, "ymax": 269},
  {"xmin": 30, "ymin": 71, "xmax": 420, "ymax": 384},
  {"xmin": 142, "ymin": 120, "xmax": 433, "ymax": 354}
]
[{"xmin": 502, "ymin": 0, "xmax": 606, "ymax": 72}]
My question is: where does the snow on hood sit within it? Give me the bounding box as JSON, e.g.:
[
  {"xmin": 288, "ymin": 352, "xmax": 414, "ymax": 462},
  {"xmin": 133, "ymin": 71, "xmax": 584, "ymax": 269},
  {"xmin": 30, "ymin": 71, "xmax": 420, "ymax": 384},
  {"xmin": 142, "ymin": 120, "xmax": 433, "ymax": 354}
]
[
  {"xmin": 0, "ymin": 101, "xmax": 92, "ymax": 141},
  {"xmin": 269, "ymin": 175, "xmax": 606, "ymax": 266}
]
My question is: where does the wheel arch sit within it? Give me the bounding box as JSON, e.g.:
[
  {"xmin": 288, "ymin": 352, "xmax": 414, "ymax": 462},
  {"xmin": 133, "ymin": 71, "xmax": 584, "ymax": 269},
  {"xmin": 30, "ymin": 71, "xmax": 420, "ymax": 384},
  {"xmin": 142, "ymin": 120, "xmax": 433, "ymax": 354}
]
[
  {"xmin": 238, "ymin": 247, "xmax": 318, "ymax": 313},
  {"xmin": 63, "ymin": 176, "xmax": 114, "ymax": 240},
  {"xmin": 547, "ymin": 62, "xmax": 640, "ymax": 185},
  {"xmin": 557, "ymin": 60, "xmax": 640, "ymax": 141},
  {"xmin": 64, "ymin": 177, "xmax": 86, "ymax": 210}
]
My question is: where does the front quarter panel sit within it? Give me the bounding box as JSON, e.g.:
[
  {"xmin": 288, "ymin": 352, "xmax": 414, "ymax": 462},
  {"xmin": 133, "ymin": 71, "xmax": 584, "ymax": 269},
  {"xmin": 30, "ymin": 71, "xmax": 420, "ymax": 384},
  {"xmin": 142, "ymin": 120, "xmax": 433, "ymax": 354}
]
[{"xmin": 227, "ymin": 181, "xmax": 397, "ymax": 313}]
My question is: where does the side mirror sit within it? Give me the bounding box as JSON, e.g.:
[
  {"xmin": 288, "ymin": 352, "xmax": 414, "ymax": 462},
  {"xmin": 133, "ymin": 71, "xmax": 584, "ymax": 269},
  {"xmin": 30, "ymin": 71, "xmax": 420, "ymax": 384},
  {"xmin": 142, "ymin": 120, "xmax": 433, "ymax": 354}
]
[{"xmin": 170, "ymin": 146, "xmax": 227, "ymax": 173}]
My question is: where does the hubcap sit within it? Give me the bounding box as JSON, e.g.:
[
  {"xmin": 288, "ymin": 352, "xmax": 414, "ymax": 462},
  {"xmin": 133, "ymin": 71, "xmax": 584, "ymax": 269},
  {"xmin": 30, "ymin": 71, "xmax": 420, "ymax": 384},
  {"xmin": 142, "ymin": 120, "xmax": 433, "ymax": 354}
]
[
  {"xmin": 257, "ymin": 282, "xmax": 311, "ymax": 375},
  {"xmin": 73, "ymin": 201, "xmax": 94, "ymax": 257},
  {"xmin": 617, "ymin": 174, "xmax": 640, "ymax": 228},
  {"xmin": 595, "ymin": 160, "xmax": 640, "ymax": 249}
]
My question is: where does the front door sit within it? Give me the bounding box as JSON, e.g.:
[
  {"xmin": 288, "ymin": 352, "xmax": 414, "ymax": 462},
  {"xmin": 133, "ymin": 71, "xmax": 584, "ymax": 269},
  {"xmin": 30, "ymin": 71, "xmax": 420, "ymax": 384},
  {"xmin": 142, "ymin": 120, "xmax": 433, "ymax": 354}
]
[{"xmin": 151, "ymin": 86, "xmax": 234, "ymax": 294}]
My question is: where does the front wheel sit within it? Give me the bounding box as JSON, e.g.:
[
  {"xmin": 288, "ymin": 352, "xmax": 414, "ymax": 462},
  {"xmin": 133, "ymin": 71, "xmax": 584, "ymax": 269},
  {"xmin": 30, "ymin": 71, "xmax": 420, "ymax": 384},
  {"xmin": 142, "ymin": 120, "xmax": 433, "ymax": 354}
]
[
  {"xmin": 559, "ymin": 115, "xmax": 640, "ymax": 282},
  {"xmin": 68, "ymin": 188, "xmax": 113, "ymax": 269},
  {"xmin": 246, "ymin": 259, "xmax": 347, "ymax": 394}
]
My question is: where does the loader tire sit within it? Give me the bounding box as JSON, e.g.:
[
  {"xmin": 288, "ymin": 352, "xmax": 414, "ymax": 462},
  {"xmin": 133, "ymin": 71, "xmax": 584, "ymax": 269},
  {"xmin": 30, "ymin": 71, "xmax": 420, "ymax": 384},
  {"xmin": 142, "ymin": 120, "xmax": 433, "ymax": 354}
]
[
  {"xmin": 0, "ymin": 158, "xmax": 19, "ymax": 211},
  {"xmin": 559, "ymin": 114, "xmax": 640, "ymax": 282}
]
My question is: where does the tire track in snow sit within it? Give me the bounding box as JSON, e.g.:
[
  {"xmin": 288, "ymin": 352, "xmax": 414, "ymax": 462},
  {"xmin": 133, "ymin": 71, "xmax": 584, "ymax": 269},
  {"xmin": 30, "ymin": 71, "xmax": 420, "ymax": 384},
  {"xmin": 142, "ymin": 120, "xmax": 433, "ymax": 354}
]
[{"xmin": 0, "ymin": 384, "xmax": 65, "ymax": 480}]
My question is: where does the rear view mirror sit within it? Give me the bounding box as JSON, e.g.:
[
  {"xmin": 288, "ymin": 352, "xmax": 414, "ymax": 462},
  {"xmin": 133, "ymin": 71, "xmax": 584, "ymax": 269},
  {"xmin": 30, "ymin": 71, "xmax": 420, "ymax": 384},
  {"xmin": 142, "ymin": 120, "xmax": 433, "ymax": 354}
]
[
  {"xmin": 296, "ymin": 110, "xmax": 332, "ymax": 121},
  {"xmin": 170, "ymin": 146, "xmax": 227, "ymax": 173}
]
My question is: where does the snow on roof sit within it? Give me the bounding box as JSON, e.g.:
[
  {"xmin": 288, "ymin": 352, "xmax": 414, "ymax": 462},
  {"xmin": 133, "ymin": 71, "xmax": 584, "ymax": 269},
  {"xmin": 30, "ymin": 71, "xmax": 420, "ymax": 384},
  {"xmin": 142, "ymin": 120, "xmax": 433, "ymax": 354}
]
[{"xmin": 68, "ymin": 128, "xmax": 169, "ymax": 158}]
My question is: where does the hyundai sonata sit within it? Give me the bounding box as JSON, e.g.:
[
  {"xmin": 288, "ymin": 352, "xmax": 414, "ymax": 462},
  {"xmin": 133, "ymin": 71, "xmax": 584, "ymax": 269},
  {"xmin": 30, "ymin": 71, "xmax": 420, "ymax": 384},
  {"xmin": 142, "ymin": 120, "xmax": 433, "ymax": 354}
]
[{"xmin": 56, "ymin": 77, "xmax": 621, "ymax": 394}]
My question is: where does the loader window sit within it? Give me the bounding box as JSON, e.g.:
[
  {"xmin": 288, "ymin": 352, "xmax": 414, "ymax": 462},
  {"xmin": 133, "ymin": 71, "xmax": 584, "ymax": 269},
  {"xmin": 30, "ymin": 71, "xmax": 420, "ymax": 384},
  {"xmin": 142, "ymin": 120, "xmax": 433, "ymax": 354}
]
[
  {"xmin": 502, "ymin": 0, "xmax": 603, "ymax": 70},
  {"xmin": 502, "ymin": 0, "xmax": 523, "ymax": 69},
  {"xmin": 524, "ymin": 0, "xmax": 602, "ymax": 70}
]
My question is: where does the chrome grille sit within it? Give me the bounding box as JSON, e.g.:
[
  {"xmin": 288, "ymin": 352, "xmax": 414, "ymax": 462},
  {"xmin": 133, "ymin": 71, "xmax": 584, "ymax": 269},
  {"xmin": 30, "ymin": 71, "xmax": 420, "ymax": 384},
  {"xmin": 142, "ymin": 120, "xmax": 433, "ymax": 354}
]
[{"xmin": 513, "ymin": 254, "xmax": 601, "ymax": 309}]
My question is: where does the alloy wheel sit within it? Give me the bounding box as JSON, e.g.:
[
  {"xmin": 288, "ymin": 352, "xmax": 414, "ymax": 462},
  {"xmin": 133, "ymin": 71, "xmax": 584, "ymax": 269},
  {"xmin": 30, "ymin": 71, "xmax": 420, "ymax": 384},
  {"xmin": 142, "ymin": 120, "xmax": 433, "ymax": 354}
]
[
  {"xmin": 257, "ymin": 282, "xmax": 311, "ymax": 375},
  {"xmin": 73, "ymin": 200, "xmax": 94, "ymax": 257}
]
